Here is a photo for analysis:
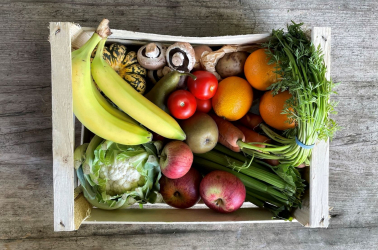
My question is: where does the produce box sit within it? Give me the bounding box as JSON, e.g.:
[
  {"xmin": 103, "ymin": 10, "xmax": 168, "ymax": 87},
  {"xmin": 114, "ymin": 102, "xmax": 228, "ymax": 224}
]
[{"xmin": 49, "ymin": 22, "xmax": 331, "ymax": 231}]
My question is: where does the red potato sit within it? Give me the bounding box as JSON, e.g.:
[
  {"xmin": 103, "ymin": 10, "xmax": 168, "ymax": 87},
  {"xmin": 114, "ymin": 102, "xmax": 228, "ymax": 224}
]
[
  {"xmin": 235, "ymin": 125, "xmax": 270, "ymax": 149},
  {"xmin": 152, "ymin": 132, "xmax": 166, "ymax": 141},
  {"xmin": 210, "ymin": 114, "xmax": 245, "ymax": 152},
  {"xmin": 264, "ymin": 159, "xmax": 280, "ymax": 166},
  {"xmin": 239, "ymin": 113, "xmax": 263, "ymax": 131},
  {"xmin": 263, "ymin": 159, "xmax": 305, "ymax": 168},
  {"xmin": 296, "ymin": 163, "xmax": 306, "ymax": 168}
]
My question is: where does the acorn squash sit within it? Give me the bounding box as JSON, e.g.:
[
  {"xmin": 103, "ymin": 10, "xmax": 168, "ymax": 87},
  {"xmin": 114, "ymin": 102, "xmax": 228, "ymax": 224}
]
[{"xmin": 91, "ymin": 43, "xmax": 147, "ymax": 94}]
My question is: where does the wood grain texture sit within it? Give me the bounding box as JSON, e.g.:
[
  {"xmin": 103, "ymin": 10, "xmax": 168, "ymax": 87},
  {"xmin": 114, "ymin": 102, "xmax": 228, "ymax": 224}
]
[
  {"xmin": 49, "ymin": 22, "xmax": 75, "ymax": 231},
  {"xmin": 0, "ymin": 0, "xmax": 377, "ymax": 249}
]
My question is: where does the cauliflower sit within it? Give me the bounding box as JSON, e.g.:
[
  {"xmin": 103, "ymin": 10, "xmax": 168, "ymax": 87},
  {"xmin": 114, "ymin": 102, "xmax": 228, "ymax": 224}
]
[
  {"xmin": 77, "ymin": 139, "xmax": 162, "ymax": 210},
  {"xmin": 99, "ymin": 157, "xmax": 145, "ymax": 196}
]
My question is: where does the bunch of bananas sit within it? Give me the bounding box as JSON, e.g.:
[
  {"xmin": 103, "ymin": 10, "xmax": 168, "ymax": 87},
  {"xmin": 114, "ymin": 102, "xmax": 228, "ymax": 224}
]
[{"xmin": 72, "ymin": 20, "xmax": 185, "ymax": 145}]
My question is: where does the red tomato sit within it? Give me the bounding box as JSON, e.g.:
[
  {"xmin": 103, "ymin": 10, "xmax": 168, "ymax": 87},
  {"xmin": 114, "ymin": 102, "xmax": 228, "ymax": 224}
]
[
  {"xmin": 167, "ymin": 90, "xmax": 197, "ymax": 119},
  {"xmin": 195, "ymin": 98, "xmax": 212, "ymax": 113},
  {"xmin": 187, "ymin": 71, "xmax": 218, "ymax": 100}
]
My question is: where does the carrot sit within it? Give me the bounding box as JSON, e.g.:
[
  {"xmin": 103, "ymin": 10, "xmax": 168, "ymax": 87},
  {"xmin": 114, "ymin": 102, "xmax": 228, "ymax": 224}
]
[
  {"xmin": 235, "ymin": 125, "xmax": 270, "ymax": 149},
  {"xmin": 238, "ymin": 113, "xmax": 263, "ymax": 131},
  {"xmin": 210, "ymin": 114, "xmax": 245, "ymax": 152}
]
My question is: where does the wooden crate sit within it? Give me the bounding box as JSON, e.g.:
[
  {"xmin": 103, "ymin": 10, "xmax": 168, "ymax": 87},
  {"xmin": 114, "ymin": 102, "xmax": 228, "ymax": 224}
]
[{"xmin": 49, "ymin": 22, "xmax": 331, "ymax": 231}]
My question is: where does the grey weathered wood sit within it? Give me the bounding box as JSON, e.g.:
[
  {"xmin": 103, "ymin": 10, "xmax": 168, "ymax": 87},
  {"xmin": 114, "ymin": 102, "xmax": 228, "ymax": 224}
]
[
  {"xmin": 49, "ymin": 22, "xmax": 75, "ymax": 231},
  {"xmin": 0, "ymin": 0, "xmax": 378, "ymax": 249},
  {"xmin": 293, "ymin": 27, "xmax": 331, "ymax": 228}
]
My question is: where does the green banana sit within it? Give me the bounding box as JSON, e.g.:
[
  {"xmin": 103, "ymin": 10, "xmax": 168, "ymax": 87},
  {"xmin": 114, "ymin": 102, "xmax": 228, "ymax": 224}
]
[
  {"xmin": 72, "ymin": 21, "xmax": 152, "ymax": 145},
  {"xmin": 91, "ymin": 39, "xmax": 186, "ymax": 140}
]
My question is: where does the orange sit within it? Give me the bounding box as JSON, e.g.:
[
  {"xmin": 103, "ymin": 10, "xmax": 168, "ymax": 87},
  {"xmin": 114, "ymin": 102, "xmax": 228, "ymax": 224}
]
[
  {"xmin": 244, "ymin": 48, "xmax": 279, "ymax": 91},
  {"xmin": 212, "ymin": 76, "xmax": 253, "ymax": 121},
  {"xmin": 259, "ymin": 90, "xmax": 296, "ymax": 130}
]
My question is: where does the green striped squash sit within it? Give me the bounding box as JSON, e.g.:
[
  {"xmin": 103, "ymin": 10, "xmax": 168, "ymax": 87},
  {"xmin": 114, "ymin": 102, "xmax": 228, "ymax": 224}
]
[{"xmin": 91, "ymin": 43, "xmax": 147, "ymax": 94}]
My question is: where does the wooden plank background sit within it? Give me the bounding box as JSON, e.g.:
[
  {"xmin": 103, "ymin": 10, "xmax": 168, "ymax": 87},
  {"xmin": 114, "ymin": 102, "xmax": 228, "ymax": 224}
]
[{"xmin": 0, "ymin": 0, "xmax": 377, "ymax": 249}]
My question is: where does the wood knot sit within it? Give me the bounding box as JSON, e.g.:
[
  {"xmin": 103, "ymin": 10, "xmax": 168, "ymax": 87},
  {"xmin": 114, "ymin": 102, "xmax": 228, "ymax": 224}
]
[
  {"xmin": 320, "ymin": 217, "xmax": 325, "ymax": 224},
  {"xmin": 63, "ymin": 156, "xmax": 68, "ymax": 163}
]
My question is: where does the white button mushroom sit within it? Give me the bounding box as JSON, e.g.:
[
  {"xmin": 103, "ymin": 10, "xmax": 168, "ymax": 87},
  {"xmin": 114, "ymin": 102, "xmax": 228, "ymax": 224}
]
[
  {"xmin": 137, "ymin": 43, "xmax": 166, "ymax": 70},
  {"xmin": 166, "ymin": 42, "xmax": 196, "ymax": 73}
]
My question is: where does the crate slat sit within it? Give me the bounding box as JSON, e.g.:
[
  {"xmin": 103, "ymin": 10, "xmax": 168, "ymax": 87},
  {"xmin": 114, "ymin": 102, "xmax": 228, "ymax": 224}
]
[
  {"xmin": 84, "ymin": 208, "xmax": 285, "ymax": 224},
  {"xmin": 293, "ymin": 27, "xmax": 331, "ymax": 228},
  {"xmin": 80, "ymin": 27, "xmax": 271, "ymax": 46},
  {"xmin": 50, "ymin": 22, "xmax": 75, "ymax": 231}
]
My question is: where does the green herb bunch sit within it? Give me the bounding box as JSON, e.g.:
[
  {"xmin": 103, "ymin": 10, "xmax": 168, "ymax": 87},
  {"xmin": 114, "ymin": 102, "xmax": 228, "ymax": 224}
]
[{"xmin": 238, "ymin": 21, "xmax": 339, "ymax": 167}]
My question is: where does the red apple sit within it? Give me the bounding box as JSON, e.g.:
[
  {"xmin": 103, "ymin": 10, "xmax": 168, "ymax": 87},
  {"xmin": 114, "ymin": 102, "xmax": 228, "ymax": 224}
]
[
  {"xmin": 200, "ymin": 170, "xmax": 246, "ymax": 213},
  {"xmin": 159, "ymin": 167, "xmax": 202, "ymax": 209},
  {"xmin": 160, "ymin": 141, "xmax": 193, "ymax": 179}
]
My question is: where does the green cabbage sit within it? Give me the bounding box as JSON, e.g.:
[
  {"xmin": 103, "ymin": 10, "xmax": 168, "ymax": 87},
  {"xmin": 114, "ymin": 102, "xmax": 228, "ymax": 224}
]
[{"xmin": 77, "ymin": 138, "xmax": 162, "ymax": 210}]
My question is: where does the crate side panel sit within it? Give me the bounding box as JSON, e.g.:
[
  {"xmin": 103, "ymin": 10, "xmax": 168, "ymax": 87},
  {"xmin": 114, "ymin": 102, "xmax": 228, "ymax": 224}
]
[
  {"xmin": 310, "ymin": 139, "xmax": 330, "ymax": 227},
  {"xmin": 84, "ymin": 208, "xmax": 286, "ymax": 224},
  {"xmin": 80, "ymin": 27, "xmax": 271, "ymax": 46},
  {"xmin": 50, "ymin": 22, "xmax": 75, "ymax": 231},
  {"xmin": 294, "ymin": 27, "xmax": 331, "ymax": 228}
]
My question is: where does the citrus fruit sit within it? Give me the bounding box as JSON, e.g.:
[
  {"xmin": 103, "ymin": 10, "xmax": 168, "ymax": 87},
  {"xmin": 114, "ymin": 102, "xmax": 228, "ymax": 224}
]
[
  {"xmin": 244, "ymin": 48, "xmax": 279, "ymax": 91},
  {"xmin": 212, "ymin": 76, "xmax": 253, "ymax": 121},
  {"xmin": 259, "ymin": 90, "xmax": 296, "ymax": 130}
]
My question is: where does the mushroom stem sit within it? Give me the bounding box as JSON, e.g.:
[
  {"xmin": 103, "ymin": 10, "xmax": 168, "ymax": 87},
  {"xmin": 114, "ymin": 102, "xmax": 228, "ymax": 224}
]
[
  {"xmin": 162, "ymin": 66, "xmax": 172, "ymax": 76},
  {"xmin": 172, "ymin": 52, "xmax": 184, "ymax": 67},
  {"xmin": 156, "ymin": 68, "xmax": 164, "ymax": 78},
  {"xmin": 145, "ymin": 43, "xmax": 160, "ymax": 58}
]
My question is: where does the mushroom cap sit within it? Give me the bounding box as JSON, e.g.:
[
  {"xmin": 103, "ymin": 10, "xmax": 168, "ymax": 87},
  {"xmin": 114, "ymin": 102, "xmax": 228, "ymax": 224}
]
[
  {"xmin": 193, "ymin": 45, "xmax": 213, "ymax": 70},
  {"xmin": 166, "ymin": 42, "xmax": 196, "ymax": 73},
  {"xmin": 137, "ymin": 43, "xmax": 166, "ymax": 70}
]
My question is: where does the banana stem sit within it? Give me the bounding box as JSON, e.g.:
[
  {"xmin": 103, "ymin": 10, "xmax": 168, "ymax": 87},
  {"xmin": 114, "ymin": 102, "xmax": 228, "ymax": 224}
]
[
  {"xmin": 95, "ymin": 38, "xmax": 107, "ymax": 59},
  {"xmin": 96, "ymin": 19, "xmax": 112, "ymax": 39}
]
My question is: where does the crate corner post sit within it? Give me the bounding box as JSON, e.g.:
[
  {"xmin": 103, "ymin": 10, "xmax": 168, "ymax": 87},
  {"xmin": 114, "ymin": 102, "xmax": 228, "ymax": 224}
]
[
  {"xmin": 294, "ymin": 27, "xmax": 331, "ymax": 228},
  {"xmin": 50, "ymin": 22, "xmax": 76, "ymax": 231}
]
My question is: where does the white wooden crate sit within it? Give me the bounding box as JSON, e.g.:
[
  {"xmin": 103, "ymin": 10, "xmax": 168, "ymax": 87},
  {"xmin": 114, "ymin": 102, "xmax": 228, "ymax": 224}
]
[{"xmin": 49, "ymin": 22, "xmax": 331, "ymax": 231}]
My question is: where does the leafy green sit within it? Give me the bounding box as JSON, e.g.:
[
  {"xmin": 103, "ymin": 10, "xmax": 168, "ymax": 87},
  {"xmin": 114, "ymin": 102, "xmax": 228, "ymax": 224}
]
[{"xmin": 77, "ymin": 137, "xmax": 162, "ymax": 210}]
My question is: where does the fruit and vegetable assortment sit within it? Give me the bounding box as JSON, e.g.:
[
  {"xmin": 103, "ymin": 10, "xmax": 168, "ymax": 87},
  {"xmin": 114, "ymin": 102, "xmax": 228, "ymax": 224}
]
[{"xmin": 73, "ymin": 19, "xmax": 339, "ymax": 219}]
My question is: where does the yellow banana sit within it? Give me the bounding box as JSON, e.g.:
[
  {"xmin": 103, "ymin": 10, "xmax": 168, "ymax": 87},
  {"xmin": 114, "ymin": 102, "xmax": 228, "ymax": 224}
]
[
  {"xmin": 92, "ymin": 84, "xmax": 138, "ymax": 125},
  {"xmin": 91, "ymin": 39, "xmax": 186, "ymax": 140},
  {"xmin": 72, "ymin": 27, "xmax": 152, "ymax": 145}
]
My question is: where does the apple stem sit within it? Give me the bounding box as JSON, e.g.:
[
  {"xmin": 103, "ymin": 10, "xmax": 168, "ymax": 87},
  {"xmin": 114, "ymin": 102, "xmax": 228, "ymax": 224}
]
[
  {"xmin": 161, "ymin": 154, "xmax": 167, "ymax": 162},
  {"xmin": 174, "ymin": 191, "xmax": 180, "ymax": 197},
  {"xmin": 215, "ymin": 198, "xmax": 223, "ymax": 206}
]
